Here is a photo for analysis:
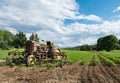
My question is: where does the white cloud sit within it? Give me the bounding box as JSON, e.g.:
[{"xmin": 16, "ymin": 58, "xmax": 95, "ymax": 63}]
[
  {"xmin": 5, "ymin": 27, "xmax": 18, "ymax": 34},
  {"xmin": 0, "ymin": 0, "xmax": 120, "ymax": 47},
  {"xmin": 60, "ymin": 20, "xmax": 120, "ymax": 47},
  {"xmin": 77, "ymin": 15, "xmax": 103, "ymax": 22},
  {"xmin": 0, "ymin": 0, "xmax": 102, "ymax": 27},
  {"xmin": 113, "ymin": 6, "xmax": 120, "ymax": 13}
]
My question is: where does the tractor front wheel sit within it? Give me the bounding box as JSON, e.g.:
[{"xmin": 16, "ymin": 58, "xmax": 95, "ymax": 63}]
[{"xmin": 26, "ymin": 55, "xmax": 36, "ymax": 66}]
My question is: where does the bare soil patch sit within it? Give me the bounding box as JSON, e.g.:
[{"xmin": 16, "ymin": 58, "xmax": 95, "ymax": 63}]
[{"xmin": 0, "ymin": 59, "xmax": 120, "ymax": 83}]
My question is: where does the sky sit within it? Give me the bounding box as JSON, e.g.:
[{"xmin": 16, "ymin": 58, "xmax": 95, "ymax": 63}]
[{"xmin": 0, "ymin": 0, "xmax": 120, "ymax": 47}]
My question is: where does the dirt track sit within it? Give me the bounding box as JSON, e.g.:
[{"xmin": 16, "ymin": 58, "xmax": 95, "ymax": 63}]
[{"xmin": 0, "ymin": 59, "xmax": 120, "ymax": 83}]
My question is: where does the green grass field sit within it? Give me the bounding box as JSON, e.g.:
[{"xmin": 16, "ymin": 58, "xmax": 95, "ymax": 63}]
[{"xmin": 0, "ymin": 49, "xmax": 120, "ymax": 66}]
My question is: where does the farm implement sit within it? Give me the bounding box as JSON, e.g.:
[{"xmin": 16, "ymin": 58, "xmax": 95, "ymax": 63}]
[{"xmin": 8, "ymin": 33, "xmax": 67, "ymax": 66}]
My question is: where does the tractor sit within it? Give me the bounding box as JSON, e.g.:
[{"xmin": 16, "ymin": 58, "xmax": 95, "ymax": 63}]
[{"xmin": 8, "ymin": 34, "xmax": 67, "ymax": 66}]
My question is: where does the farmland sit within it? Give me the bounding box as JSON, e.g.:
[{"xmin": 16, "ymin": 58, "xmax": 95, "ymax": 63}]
[{"xmin": 0, "ymin": 50, "xmax": 120, "ymax": 83}]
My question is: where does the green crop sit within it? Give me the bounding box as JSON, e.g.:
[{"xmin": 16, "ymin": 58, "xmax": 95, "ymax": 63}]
[
  {"xmin": 92, "ymin": 53, "xmax": 100, "ymax": 65},
  {"xmin": 64, "ymin": 50, "xmax": 93, "ymax": 65},
  {"xmin": 99, "ymin": 52, "xmax": 116, "ymax": 67},
  {"xmin": 99, "ymin": 50, "xmax": 120, "ymax": 64}
]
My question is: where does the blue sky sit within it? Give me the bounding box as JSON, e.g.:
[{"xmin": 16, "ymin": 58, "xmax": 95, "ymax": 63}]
[
  {"xmin": 0, "ymin": 0, "xmax": 120, "ymax": 47},
  {"xmin": 79, "ymin": 0, "xmax": 120, "ymax": 20}
]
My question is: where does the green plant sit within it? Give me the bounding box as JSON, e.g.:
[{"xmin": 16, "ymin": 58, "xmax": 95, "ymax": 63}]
[
  {"xmin": 64, "ymin": 50, "xmax": 93, "ymax": 65},
  {"xmin": 92, "ymin": 53, "xmax": 100, "ymax": 65},
  {"xmin": 99, "ymin": 50, "xmax": 120, "ymax": 64},
  {"xmin": 46, "ymin": 63, "xmax": 55, "ymax": 70},
  {"xmin": 99, "ymin": 53, "xmax": 116, "ymax": 67}
]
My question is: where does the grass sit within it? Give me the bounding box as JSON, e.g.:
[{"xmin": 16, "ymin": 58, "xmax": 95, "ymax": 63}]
[
  {"xmin": 0, "ymin": 48, "xmax": 24, "ymax": 59},
  {"xmin": 64, "ymin": 50, "xmax": 93, "ymax": 65},
  {"xmin": 0, "ymin": 50, "xmax": 10, "ymax": 59}
]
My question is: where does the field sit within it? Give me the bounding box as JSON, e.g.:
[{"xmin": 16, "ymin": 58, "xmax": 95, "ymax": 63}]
[{"xmin": 0, "ymin": 50, "xmax": 120, "ymax": 83}]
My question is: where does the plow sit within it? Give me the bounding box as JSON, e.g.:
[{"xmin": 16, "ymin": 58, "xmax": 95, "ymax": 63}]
[{"xmin": 8, "ymin": 33, "xmax": 67, "ymax": 66}]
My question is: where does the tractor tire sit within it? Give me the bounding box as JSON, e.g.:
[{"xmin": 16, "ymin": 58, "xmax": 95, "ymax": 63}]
[{"xmin": 27, "ymin": 55, "xmax": 36, "ymax": 66}]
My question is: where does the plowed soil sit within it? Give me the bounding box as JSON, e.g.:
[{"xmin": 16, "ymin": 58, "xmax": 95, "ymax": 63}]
[{"xmin": 0, "ymin": 59, "xmax": 120, "ymax": 83}]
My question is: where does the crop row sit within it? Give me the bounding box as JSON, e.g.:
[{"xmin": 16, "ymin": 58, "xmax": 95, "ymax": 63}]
[
  {"xmin": 65, "ymin": 50, "xmax": 101, "ymax": 65},
  {"xmin": 92, "ymin": 53, "xmax": 100, "ymax": 65},
  {"xmin": 65, "ymin": 50, "xmax": 120, "ymax": 66},
  {"xmin": 98, "ymin": 52, "xmax": 116, "ymax": 66},
  {"xmin": 99, "ymin": 51, "xmax": 120, "ymax": 66},
  {"xmin": 101, "ymin": 51, "xmax": 120, "ymax": 64}
]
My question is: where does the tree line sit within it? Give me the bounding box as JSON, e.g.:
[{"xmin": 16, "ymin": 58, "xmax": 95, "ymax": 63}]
[
  {"xmin": 0, "ymin": 30, "xmax": 120, "ymax": 51},
  {"xmin": 65, "ymin": 35, "xmax": 120, "ymax": 51},
  {"xmin": 0, "ymin": 30, "xmax": 27, "ymax": 50}
]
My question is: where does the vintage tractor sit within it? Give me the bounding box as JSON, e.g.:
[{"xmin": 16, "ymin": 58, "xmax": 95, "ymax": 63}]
[{"xmin": 8, "ymin": 34, "xmax": 67, "ymax": 66}]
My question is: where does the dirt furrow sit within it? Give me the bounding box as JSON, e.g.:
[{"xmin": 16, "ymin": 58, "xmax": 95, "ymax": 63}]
[
  {"xmin": 80, "ymin": 64, "xmax": 89, "ymax": 83},
  {"xmin": 104, "ymin": 66, "xmax": 120, "ymax": 83},
  {"xmin": 87, "ymin": 54, "xmax": 99, "ymax": 83},
  {"xmin": 80, "ymin": 54, "xmax": 94, "ymax": 83},
  {"xmin": 111, "ymin": 66, "xmax": 120, "ymax": 75},
  {"xmin": 93, "ymin": 65, "xmax": 107, "ymax": 83},
  {"xmin": 88, "ymin": 66, "xmax": 98, "ymax": 83},
  {"xmin": 99, "ymin": 57, "xmax": 118, "ymax": 83},
  {"xmin": 0, "ymin": 55, "xmax": 120, "ymax": 83}
]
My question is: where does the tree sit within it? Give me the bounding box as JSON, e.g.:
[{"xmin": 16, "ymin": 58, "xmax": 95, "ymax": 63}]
[
  {"xmin": 117, "ymin": 39, "xmax": 120, "ymax": 49},
  {"xmin": 97, "ymin": 35, "xmax": 118, "ymax": 51},
  {"xmin": 0, "ymin": 30, "xmax": 15, "ymax": 49},
  {"xmin": 13, "ymin": 32, "xmax": 27, "ymax": 48},
  {"xmin": 0, "ymin": 41, "xmax": 9, "ymax": 50},
  {"xmin": 0, "ymin": 30, "xmax": 4, "ymax": 42},
  {"xmin": 80, "ymin": 44, "xmax": 91, "ymax": 51},
  {"xmin": 4, "ymin": 31, "xmax": 15, "ymax": 46}
]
